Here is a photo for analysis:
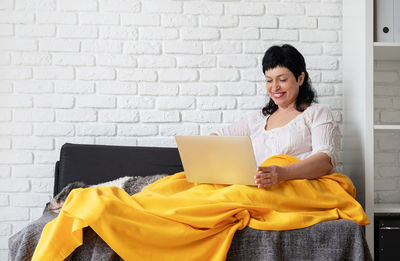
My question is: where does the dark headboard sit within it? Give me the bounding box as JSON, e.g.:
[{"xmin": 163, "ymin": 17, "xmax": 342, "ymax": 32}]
[{"xmin": 53, "ymin": 143, "xmax": 183, "ymax": 196}]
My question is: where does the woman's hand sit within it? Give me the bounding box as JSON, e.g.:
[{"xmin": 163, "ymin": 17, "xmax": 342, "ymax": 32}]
[{"xmin": 254, "ymin": 165, "xmax": 287, "ymax": 188}]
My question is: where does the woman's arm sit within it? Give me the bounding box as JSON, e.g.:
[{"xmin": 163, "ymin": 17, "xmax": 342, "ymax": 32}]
[
  {"xmin": 255, "ymin": 152, "xmax": 333, "ymax": 188},
  {"xmin": 255, "ymin": 105, "xmax": 340, "ymax": 188},
  {"xmin": 210, "ymin": 114, "xmax": 253, "ymax": 137}
]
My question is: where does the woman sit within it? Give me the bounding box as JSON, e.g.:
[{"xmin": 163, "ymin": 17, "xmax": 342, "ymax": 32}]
[{"xmin": 211, "ymin": 44, "xmax": 340, "ymax": 189}]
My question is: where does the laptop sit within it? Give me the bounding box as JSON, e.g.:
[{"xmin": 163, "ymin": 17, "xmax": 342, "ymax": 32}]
[{"xmin": 175, "ymin": 136, "xmax": 258, "ymax": 186}]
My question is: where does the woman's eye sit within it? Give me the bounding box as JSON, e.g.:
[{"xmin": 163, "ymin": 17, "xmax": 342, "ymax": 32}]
[{"xmin": 280, "ymin": 79, "xmax": 287, "ymax": 82}]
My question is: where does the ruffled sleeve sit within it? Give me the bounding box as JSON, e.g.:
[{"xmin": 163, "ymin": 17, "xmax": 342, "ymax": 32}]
[{"xmin": 308, "ymin": 105, "xmax": 341, "ymax": 171}]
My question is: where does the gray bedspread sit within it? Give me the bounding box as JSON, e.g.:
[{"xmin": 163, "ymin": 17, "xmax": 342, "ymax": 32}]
[
  {"xmin": 9, "ymin": 175, "xmax": 372, "ymax": 261},
  {"xmin": 8, "ymin": 209, "xmax": 372, "ymax": 261},
  {"xmin": 227, "ymin": 219, "xmax": 372, "ymax": 261}
]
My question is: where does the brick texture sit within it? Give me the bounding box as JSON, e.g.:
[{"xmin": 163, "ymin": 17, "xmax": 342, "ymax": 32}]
[{"xmin": 374, "ymin": 60, "xmax": 400, "ymax": 203}]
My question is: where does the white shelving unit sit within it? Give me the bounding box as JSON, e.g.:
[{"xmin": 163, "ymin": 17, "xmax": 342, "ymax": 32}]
[
  {"xmin": 374, "ymin": 42, "xmax": 400, "ymax": 60},
  {"xmin": 373, "ymin": 40, "xmax": 400, "ymax": 215},
  {"xmin": 343, "ymin": 0, "xmax": 374, "ymax": 251},
  {"xmin": 343, "ymin": 0, "xmax": 400, "ymax": 254},
  {"xmin": 375, "ymin": 203, "xmax": 400, "ymax": 214},
  {"xmin": 374, "ymin": 125, "xmax": 400, "ymax": 130}
]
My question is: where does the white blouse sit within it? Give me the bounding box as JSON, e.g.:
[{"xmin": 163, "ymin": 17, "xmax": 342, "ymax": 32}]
[{"xmin": 216, "ymin": 104, "xmax": 341, "ymax": 172}]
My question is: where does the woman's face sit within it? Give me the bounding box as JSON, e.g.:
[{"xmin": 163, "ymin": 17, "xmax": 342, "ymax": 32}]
[{"xmin": 265, "ymin": 66, "xmax": 305, "ymax": 109}]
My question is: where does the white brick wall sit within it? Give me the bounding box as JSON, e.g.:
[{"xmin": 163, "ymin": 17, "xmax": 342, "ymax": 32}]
[
  {"xmin": 0, "ymin": 0, "xmax": 344, "ymax": 258},
  {"xmin": 374, "ymin": 60, "xmax": 400, "ymax": 203}
]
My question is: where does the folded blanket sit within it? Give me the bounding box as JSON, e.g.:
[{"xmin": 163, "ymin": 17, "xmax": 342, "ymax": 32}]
[{"xmin": 32, "ymin": 154, "xmax": 369, "ymax": 261}]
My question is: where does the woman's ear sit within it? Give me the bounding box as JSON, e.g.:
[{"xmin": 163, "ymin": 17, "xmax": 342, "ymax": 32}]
[{"xmin": 298, "ymin": 72, "xmax": 305, "ymax": 86}]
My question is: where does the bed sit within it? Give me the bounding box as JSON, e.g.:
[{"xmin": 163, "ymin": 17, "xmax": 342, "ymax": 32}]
[{"xmin": 9, "ymin": 143, "xmax": 372, "ymax": 260}]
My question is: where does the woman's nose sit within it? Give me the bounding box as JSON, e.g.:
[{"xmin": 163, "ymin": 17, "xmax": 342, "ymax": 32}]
[{"xmin": 271, "ymin": 81, "xmax": 280, "ymax": 91}]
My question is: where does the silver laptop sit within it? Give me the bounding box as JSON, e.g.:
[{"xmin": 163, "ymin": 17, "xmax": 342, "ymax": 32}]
[{"xmin": 175, "ymin": 136, "xmax": 258, "ymax": 186}]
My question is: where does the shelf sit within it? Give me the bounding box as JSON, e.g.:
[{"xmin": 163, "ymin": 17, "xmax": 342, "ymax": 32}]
[
  {"xmin": 374, "ymin": 125, "xmax": 400, "ymax": 130},
  {"xmin": 374, "ymin": 42, "xmax": 400, "ymax": 47},
  {"xmin": 374, "ymin": 43, "xmax": 400, "ymax": 60},
  {"xmin": 375, "ymin": 203, "xmax": 400, "ymax": 213}
]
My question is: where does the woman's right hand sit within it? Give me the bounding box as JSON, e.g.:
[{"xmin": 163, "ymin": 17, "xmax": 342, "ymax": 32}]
[{"xmin": 254, "ymin": 165, "xmax": 287, "ymax": 188}]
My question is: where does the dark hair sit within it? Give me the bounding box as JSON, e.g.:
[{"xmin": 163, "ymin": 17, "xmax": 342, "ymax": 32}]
[{"xmin": 261, "ymin": 44, "xmax": 317, "ymax": 115}]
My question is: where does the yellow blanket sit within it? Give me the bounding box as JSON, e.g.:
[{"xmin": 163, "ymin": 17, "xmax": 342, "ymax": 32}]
[{"xmin": 32, "ymin": 155, "xmax": 369, "ymax": 261}]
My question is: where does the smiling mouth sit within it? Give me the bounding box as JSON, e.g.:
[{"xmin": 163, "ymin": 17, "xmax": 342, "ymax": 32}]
[{"xmin": 272, "ymin": 92, "xmax": 285, "ymax": 98}]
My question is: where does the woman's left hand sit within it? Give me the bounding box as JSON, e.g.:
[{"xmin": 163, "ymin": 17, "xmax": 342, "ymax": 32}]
[{"xmin": 254, "ymin": 165, "xmax": 286, "ymax": 188}]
